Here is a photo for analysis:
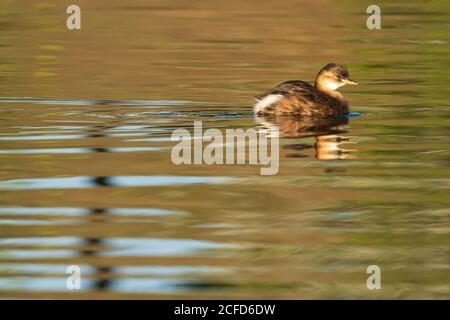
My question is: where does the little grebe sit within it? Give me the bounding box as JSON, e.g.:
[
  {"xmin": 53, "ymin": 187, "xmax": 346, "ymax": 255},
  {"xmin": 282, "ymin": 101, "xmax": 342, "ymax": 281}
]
[{"xmin": 253, "ymin": 63, "xmax": 357, "ymax": 117}]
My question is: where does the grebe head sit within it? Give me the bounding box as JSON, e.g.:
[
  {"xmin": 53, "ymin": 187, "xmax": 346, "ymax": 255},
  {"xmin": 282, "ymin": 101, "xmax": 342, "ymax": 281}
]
[{"xmin": 314, "ymin": 63, "xmax": 357, "ymax": 92}]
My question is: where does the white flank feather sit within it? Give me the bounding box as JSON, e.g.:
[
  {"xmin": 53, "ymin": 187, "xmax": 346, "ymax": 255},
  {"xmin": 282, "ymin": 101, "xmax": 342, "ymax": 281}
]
[{"xmin": 253, "ymin": 94, "xmax": 282, "ymax": 114}]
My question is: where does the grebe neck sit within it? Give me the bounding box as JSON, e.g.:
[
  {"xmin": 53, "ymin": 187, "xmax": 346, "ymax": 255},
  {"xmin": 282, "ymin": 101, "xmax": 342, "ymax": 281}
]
[{"xmin": 315, "ymin": 77, "xmax": 345, "ymax": 102}]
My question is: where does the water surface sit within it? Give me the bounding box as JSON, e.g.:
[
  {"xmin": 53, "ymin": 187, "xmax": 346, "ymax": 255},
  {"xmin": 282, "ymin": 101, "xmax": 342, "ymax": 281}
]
[{"xmin": 0, "ymin": 0, "xmax": 449, "ymax": 299}]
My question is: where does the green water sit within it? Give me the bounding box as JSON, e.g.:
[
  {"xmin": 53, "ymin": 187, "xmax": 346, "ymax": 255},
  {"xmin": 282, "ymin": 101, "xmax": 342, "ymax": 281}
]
[{"xmin": 0, "ymin": 0, "xmax": 448, "ymax": 299}]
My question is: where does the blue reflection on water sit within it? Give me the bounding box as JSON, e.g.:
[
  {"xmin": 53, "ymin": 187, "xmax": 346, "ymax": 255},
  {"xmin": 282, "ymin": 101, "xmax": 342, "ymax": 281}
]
[{"xmin": 0, "ymin": 176, "xmax": 235, "ymax": 190}]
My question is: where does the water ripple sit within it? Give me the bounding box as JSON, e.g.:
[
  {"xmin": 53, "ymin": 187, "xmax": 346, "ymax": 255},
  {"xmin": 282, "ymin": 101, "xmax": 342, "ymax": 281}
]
[{"xmin": 0, "ymin": 176, "xmax": 235, "ymax": 190}]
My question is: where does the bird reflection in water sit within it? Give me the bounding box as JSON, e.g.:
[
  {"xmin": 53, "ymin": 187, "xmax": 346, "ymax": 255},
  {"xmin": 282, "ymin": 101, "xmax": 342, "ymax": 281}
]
[{"xmin": 254, "ymin": 115, "xmax": 357, "ymax": 160}]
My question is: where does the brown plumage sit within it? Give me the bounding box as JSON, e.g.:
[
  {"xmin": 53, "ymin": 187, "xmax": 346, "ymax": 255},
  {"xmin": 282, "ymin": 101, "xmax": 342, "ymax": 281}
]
[{"xmin": 253, "ymin": 63, "xmax": 357, "ymax": 117}]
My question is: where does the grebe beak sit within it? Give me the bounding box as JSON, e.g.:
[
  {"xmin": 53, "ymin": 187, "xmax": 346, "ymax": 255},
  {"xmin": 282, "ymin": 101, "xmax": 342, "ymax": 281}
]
[{"xmin": 342, "ymin": 79, "xmax": 358, "ymax": 85}]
